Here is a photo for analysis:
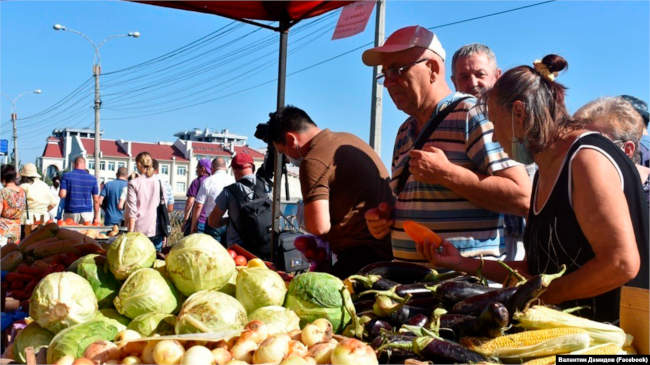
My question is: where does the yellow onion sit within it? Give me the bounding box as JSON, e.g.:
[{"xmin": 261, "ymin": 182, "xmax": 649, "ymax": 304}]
[{"xmin": 252, "ymin": 334, "xmax": 291, "ymax": 364}]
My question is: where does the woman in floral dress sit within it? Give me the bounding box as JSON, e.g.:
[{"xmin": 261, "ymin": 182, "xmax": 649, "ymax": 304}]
[{"xmin": 1, "ymin": 165, "xmax": 27, "ymax": 244}]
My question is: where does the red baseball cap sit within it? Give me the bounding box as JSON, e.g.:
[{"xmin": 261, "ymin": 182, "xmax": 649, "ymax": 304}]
[{"xmin": 231, "ymin": 153, "xmax": 254, "ymax": 169}]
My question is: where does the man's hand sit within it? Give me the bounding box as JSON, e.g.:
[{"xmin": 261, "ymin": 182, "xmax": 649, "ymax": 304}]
[
  {"xmin": 409, "ymin": 145, "xmax": 452, "ymax": 185},
  {"xmin": 364, "ymin": 202, "xmax": 393, "ymax": 240},
  {"xmin": 416, "ymin": 239, "xmax": 463, "ymax": 269}
]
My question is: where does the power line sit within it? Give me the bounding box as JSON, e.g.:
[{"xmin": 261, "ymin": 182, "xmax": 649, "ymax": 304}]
[{"xmin": 17, "ymin": 1, "xmax": 555, "ymax": 149}]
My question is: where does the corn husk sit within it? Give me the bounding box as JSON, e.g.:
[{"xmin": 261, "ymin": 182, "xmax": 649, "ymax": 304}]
[
  {"xmin": 514, "ymin": 306, "xmax": 629, "ymax": 347},
  {"xmin": 466, "ymin": 328, "xmax": 591, "ymax": 359}
]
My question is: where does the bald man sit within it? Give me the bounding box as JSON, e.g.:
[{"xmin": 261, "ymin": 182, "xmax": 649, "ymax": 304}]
[{"xmin": 60, "ymin": 156, "xmax": 100, "ymax": 224}]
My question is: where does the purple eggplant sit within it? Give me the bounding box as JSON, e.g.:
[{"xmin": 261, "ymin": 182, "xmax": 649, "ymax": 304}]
[
  {"xmin": 353, "ymin": 298, "xmax": 376, "ymax": 313},
  {"xmin": 388, "ymin": 305, "xmax": 432, "ymax": 326},
  {"xmin": 507, "ymin": 265, "xmax": 567, "ymax": 315},
  {"xmin": 406, "ymin": 313, "xmax": 429, "ymax": 328},
  {"xmin": 435, "ymin": 280, "xmax": 497, "ymax": 304},
  {"xmin": 366, "ymin": 318, "xmax": 393, "ymax": 339},
  {"xmin": 380, "ymin": 336, "xmax": 488, "ymax": 363},
  {"xmin": 415, "ymin": 337, "xmax": 488, "ymax": 363},
  {"xmin": 404, "ymin": 295, "xmax": 439, "ymax": 309},
  {"xmin": 345, "ymin": 274, "xmax": 399, "ymax": 294},
  {"xmin": 357, "ymin": 261, "xmax": 437, "ymax": 283},
  {"xmin": 451, "ymin": 287, "xmax": 518, "ymax": 315}
]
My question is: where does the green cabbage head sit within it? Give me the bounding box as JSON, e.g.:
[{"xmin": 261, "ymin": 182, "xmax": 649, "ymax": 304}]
[
  {"xmin": 127, "ymin": 312, "xmax": 176, "ymax": 336},
  {"xmin": 236, "ymin": 267, "xmax": 287, "ymax": 313},
  {"xmin": 72, "ymin": 254, "xmax": 121, "ymax": 308},
  {"xmin": 284, "ymin": 272, "xmax": 352, "ymax": 332},
  {"xmin": 29, "ymin": 272, "xmax": 98, "ymax": 333},
  {"xmin": 46, "ymin": 318, "xmax": 122, "ymax": 364},
  {"xmin": 14, "ymin": 322, "xmax": 53, "ymax": 363},
  {"xmin": 107, "ymin": 232, "xmax": 156, "ymax": 280},
  {"xmin": 113, "ymin": 268, "xmax": 180, "ymax": 319},
  {"xmin": 248, "ymin": 306, "xmax": 300, "ymax": 335},
  {"xmin": 175, "ymin": 290, "xmax": 247, "ymax": 334},
  {"xmin": 165, "ymin": 233, "xmax": 236, "ymax": 296}
]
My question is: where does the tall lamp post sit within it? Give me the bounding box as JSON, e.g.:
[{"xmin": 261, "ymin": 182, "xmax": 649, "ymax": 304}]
[
  {"xmin": 2, "ymin": 89, "xmax": 43, "ymax": 167},
  {"xmin": 53, "ymin": 24, "xmax": 139, "ymax": 179}
]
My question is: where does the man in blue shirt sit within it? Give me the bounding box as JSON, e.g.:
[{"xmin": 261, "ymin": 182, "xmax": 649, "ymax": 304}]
[
  {"xmin": 60, "ymin": 156, "xmax": 99, "ymax": 224},
  {"xmin": 99, "ymin": 167, "xmax": 128, "ymax": 226}
]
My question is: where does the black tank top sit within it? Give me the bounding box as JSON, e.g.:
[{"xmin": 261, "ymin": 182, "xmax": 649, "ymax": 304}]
[{"xmin": 524, "ymin": 133, "xmax": 649, "ymax": 323}]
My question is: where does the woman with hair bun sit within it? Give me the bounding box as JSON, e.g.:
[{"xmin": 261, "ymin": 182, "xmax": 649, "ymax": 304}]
[
  {"xmin": 126, "ymin": 152, "xmax": 166, "ymax": 250},
  {"xmin": 417, "ymin": 54, "xmax": 648, "ymax": 322}
]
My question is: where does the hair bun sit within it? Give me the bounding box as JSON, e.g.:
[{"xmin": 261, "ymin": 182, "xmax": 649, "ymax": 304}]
[{"xmin": 541, "ymin": 54, "xmax": 568, "ymax": 74}]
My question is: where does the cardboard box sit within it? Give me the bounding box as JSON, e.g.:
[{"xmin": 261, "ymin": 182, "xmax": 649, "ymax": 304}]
[{"xmin": 620, "ymin": 286, "xmax": 649, "ymax": 354}]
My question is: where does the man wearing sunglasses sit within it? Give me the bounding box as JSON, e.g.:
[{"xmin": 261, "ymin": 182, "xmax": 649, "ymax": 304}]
[{"xmin": 362, "ymin": 26, "xmax": 531, "ymax": 265}]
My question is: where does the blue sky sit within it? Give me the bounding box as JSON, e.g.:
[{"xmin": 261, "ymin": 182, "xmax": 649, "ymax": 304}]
[{"xmin": 1, "ymin": 0, "xmax": 649, "ymax": 170}]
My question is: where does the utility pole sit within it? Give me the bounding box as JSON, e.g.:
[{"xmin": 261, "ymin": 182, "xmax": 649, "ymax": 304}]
[
  {"xmin": 94, "ymin": 63, "xmax": 101, "ymax": 178},
  {"xmin": 369, "ymin": 0, "xmax": 385, "ymax": 156},
  {"xmin": 11, "ymin": 112, "xmax": 18, "ymax": 167},
  {"xmin": 53, "ymin": 24, "xmax": 139, "ymax": 180},
  {"xmin": 2, "ymin": 89, "xmax": 42, "ymax": 168}
]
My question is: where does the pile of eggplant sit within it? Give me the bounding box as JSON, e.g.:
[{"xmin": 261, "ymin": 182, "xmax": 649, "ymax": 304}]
[{"xmin": 343, "ymin": 261, "xmax": 566, "ymax": 364}]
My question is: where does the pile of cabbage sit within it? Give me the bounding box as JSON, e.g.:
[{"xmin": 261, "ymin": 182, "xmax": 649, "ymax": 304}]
[{"xmin": 15, "ymin": 232, "xmax": 354, "ymax": 364}]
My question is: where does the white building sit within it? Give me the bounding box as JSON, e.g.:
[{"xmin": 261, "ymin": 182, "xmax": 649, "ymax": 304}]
[{"xmin": 37, "ymin": 128, "xmax": 302, "ymax": 201}]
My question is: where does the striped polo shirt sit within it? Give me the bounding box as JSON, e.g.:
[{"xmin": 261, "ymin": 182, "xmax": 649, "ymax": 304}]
[
  {"xmin": 390, "ymin": 92, "xmax": 518, "ymax": 262},
  {"xmin": 61, "ymin": 169, "xmax": 98, "ymax": 213}
]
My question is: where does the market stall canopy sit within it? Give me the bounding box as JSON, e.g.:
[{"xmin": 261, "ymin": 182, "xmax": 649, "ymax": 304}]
[
  {"xmin": 135, "ymin": 1, "xmax": 352, "ymax": 29},
  {"xmin": 131, "ymin": 0, "xmax": 354, "ymax": 263}
]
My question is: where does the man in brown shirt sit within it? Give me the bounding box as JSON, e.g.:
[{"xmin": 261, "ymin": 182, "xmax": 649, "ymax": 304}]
[{"xmin": 267, "ymin": 105, "xmax": 394, "ymax": 277}]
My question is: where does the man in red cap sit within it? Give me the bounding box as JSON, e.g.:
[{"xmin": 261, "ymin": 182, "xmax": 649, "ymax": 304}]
[
  {"xmin": 361, "ymin": 25, "xmax": 531, "ymax": 264},
  {"xmin": 207, "ymin": 152, "xmax": 272, "ymax": 257}
]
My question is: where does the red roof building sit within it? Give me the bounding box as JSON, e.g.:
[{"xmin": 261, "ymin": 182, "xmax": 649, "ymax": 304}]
[{"xmin": 37, "ymin": 128, "xmax": 267, "ymax": 197}]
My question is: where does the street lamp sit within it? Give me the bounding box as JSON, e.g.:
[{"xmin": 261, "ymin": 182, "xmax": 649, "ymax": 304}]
[
  {"xmin": 52, "ymin": 24, "xmax": 139, "ymax": 179},
  {"xmin": 2, "ymin": 89, "xmax": 43, "ymax": 167}
]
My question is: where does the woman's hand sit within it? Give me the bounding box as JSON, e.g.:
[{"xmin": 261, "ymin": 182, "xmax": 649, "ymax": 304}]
[{"xmin": 416, "ymin": 239, "xmax": 463, "ymax": 269}]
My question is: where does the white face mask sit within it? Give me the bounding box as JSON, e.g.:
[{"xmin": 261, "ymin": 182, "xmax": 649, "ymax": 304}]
[{"xmin": 510, "ymin": 109, "xmax": 535, "ymax": 164}]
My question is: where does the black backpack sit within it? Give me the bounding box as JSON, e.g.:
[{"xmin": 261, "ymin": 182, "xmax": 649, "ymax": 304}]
[{"xmin": 226, "ymin": 178, "xmax": 272, "ymax": 259}]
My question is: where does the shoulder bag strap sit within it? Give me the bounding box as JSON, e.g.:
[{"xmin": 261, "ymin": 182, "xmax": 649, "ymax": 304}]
[
  {"xmin": 158, "ymin": 180, "xmax": 164, "ymax": 206},
  {"xmin": 394, "ymin": 96, "xmax": 471, "ymax": 195}
]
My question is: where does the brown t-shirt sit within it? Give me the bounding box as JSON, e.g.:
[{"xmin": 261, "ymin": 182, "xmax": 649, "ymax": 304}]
[{"xmin": 299, "ymin": 129, "xmax": 393, "ymax": 257}]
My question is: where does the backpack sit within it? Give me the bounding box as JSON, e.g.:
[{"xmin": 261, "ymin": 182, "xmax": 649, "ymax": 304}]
[{"xmin": 227, "ymin": 178, "xmax": 272, "ymax": 259}]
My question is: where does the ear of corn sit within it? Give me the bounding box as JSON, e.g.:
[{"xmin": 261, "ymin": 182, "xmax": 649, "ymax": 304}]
[
  {"xmin": 622, "ymin": 345, "xmax": 637, "ymax": 355},
  {"xmin": 466, "ymin": 327, "xmax": 591, "ymax": 359},
  {"xmin": 513, "ymin": 305, "xmax": 628, "ymax": 347},
  {"xmin": 570, "ymin": 343, "xmax": 624, "ymax": 355}
]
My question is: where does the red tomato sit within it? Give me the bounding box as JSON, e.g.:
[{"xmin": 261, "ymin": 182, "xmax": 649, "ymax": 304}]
[
  {"xmin": 83, "ymin": 221, "xmax": 91, "ymax": 226},
  {"xmin": 57, "ymin": 220, "xmax": 64, "ymax": 226},
  {"xmin": 234, "ymin": 255, "xmax": 248, "ymax": 266},
  {"xmin": 64, "ymin": 218, "xmax": 75, "ymax": 225},
  {"xmin": 227, "ymin": 249, "xmax": 237, "ymax": 259},
  {"xmin": 92, "ymin": 221, "xmax": 101, "ymax": 226}
]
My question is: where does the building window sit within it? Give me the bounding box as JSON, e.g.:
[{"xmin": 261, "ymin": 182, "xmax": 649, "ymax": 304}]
[
  {"xmin": 177, "ymin": 166, "xmax": 186, "ymax": 176},
  {"xmin": 88, "ymin": 160, "xmax": 95, "ymax": 170},
  {"xmin": 161, "ymin": 164, "xmax": 169, "ymax": 175},
  {"xmin": 117, "ymin": 162, "xmax": 126, "ymax": 169},
  {"xmin": 108, "ymin": 161, "xmax": 115, "ymax": 171},
  {"xmin": 100, "ymin": 161, "xmax": 106, "ymax": 171},
  {"xmin": 176, "ymin": 182, "xmax": 186, "ymax": 193}
]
